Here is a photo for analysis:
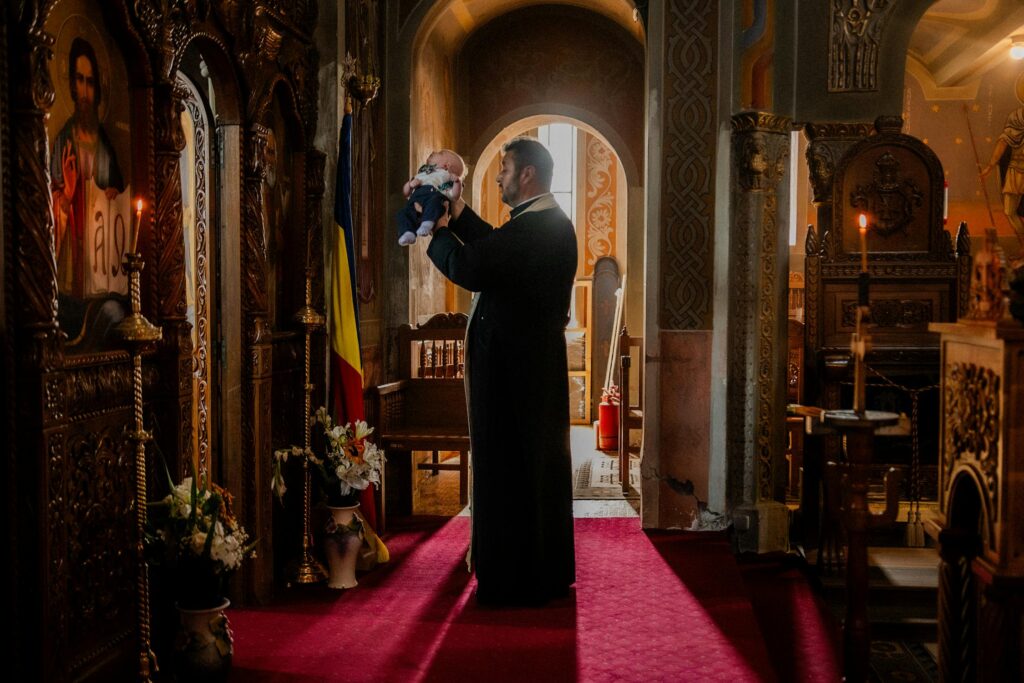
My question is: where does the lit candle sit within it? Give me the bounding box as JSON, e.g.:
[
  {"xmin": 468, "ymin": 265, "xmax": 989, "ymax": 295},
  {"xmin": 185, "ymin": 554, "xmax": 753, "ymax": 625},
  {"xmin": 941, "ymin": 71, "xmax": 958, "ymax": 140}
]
[
  {"xmin": 858, "ymin": 213, "xmax": 868, "ymax": 272},
  {"xmin": 130, "ymin": 199, "xmax": 143, "ymax": 254}
]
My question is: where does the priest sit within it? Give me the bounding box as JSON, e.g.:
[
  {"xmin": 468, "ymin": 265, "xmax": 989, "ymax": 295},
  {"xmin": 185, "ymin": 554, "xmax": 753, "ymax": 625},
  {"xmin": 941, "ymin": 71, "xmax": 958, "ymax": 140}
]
[{"xmin": 424, "ymin": 136, "xmax": 577, "ymax": 606}]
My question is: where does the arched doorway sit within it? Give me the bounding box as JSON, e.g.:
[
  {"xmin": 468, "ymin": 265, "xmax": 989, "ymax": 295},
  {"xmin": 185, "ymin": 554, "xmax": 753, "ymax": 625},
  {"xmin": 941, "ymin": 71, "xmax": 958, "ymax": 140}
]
[{"xmin": 470, "ymin": 118, "xmax": 629, "ymax": 429}]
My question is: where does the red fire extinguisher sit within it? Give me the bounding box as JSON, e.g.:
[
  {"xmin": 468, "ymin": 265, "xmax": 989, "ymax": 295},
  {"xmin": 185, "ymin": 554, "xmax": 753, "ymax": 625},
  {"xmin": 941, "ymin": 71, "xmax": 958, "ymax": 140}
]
[{"xmin": 598, "ymin": 385, "xmax": 620, "ymax": 451}]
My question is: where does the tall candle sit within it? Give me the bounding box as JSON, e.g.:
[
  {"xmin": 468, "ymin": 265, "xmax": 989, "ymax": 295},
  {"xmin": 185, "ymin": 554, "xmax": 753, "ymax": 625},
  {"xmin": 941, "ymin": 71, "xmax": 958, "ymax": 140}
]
[
  {"xmin": 131, "ymin": 199, "xmax": 143, "ymax": 254},
  {"xmin": 858, "ymin": 213, "xmax": 868, "ymax": 272}
]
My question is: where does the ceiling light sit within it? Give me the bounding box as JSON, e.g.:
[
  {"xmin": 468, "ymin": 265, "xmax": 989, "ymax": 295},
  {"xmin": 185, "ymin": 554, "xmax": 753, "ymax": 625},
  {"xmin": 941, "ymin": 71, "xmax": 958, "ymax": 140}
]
[{"xmin": 1011, "ymin": 34, "xmax": 1024, "ymax": 59}]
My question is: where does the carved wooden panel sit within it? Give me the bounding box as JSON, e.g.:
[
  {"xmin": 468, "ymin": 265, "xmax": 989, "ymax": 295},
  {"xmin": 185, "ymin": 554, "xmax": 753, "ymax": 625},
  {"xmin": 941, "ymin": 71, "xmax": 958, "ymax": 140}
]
[
  {"xmin": 7, "ymin": 0, "xmax": 323, "ymax": 678},
  {"xmin": 945, "ymin": 362, "xmax": 1001, "ymax": 533}
]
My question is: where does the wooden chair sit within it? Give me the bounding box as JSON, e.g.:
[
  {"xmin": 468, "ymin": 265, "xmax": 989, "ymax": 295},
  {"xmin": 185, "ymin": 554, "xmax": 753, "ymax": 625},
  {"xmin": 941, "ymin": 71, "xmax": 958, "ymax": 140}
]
[
  {"xmin": 371, "ymin": 313, "xmax": 470, "ymax": 528},
  {"xmin": 618, "ymin": 326, "xmax": 643, "ymax": 494}
]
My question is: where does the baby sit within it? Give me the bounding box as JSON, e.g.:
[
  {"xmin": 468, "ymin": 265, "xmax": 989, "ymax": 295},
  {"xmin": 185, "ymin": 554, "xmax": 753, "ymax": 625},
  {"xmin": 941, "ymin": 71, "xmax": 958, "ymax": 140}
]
[{"xmin": 397, "ymin": 149, "xmax": 465, "ymax": 246}]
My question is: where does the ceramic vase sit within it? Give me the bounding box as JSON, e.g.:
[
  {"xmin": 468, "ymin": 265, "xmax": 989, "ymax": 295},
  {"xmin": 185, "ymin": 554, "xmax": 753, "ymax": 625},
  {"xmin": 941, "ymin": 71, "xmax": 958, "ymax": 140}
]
[
  {"xmin": 324, "ymin": 504, "xmax": 362, "ymax": 589},
  {"xmin": 175, "ymin": 598, "xmax": 233, "ymax": 682}
]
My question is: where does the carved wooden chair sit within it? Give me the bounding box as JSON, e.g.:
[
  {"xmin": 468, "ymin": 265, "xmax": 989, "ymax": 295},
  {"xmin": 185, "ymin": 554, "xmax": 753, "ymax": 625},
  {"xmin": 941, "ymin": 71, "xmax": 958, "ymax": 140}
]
[{"xmin": 371, "ymin": 313, "xmax": 470, "ymax": 527}]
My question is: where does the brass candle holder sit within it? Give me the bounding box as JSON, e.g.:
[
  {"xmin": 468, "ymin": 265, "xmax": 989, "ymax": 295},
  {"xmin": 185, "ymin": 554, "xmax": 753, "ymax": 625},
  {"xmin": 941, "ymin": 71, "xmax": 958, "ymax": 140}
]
[
  {"xmin": 287, "ymin": 269, "xmax": 328, "ymax": 585},
  {"xmin": 115, "ymin": 252, "xmax": 162, "ymax": 682}
]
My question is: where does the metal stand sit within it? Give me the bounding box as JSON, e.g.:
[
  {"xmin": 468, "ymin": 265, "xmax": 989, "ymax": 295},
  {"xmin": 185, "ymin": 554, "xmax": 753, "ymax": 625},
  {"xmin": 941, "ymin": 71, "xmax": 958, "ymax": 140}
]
[
  {"xmin": 287, "ymin": 269, "xmax": 328, "ymax": 585},
  {"xmin": 116, "ymin": 252, "xmax": 162, "ymax": 682}
]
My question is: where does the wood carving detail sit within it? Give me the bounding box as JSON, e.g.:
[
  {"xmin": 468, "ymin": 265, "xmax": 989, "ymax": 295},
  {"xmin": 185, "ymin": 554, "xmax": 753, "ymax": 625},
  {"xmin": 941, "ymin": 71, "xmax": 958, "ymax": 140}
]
[
  {"xmin": 849, "ymin": 152, "xmax": 923, "ymax": 237},
  {"xmin": 828, "ymin": 0, "xmax": 896, "ymax": 92},
  {"xmin": 65, "ymin": 428, "xmax": 134, "ymax": 639},
  {"xmin": 153, "ymin": 83, "xmax": 189, "ymax": 320},
  {"xmin": 14, "ymin": 28, "xmax": 60, "ymax": 330},
  {"xmin": 64, "ymin": 363, "xmax": 134, "ymax": 419},
  {"xmin": 243, "ymin": 124, "xmax": 270, "ymax": 317},
  {"xmin": 841, "ymin": 298, "xmax": 933, "ymax": 328},
  {"xmin": 945, "ymin": 362, "xmax": 1000, "ymax": 520}
]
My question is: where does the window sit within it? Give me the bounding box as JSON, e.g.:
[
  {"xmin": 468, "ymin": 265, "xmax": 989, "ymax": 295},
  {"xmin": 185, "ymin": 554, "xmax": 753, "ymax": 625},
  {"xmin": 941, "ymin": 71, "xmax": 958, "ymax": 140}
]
[{"xmin": 537, "ymin": 123, "xmax": 577, "ymax": 225}]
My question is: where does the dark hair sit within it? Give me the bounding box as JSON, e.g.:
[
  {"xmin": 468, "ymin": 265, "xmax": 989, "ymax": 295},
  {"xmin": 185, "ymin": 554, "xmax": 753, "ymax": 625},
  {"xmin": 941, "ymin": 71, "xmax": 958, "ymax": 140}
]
[
  {"xmin": 502, "ymin": 136, "xmax": 554, "ymax": 189},
  {"xmin": 68, "ymin": 37, "xmax": 101, "ymax": 109}
]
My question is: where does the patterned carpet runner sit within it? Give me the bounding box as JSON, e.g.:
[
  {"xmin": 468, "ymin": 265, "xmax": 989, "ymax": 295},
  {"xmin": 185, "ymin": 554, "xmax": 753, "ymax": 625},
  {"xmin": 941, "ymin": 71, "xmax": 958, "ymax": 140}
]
[{"xmin": 227, "ymin": 517, "xmax": 842, "ymax": 682}]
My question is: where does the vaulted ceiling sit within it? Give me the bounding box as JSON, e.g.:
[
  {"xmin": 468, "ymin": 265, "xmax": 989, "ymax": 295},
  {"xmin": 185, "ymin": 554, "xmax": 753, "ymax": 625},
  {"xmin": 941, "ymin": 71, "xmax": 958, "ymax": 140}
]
[
  {"xmin": 908, "ymin": 0, "xmax": 1024, "ymax": 97},
  {"xmin": 415, "ymin": 0, "xmax": 644, "ymax": 52}
]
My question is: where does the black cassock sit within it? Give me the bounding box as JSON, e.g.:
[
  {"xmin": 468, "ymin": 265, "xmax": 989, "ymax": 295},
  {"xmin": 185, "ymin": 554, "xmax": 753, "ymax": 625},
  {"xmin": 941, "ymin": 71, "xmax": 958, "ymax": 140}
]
[{"xmin": 427, "ymin": 195, "xmax": 577, "ymax": 605}]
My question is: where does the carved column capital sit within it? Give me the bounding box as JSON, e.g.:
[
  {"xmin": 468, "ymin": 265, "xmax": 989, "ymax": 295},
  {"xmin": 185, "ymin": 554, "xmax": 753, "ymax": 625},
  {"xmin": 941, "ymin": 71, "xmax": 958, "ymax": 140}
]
[
  {"xmin": 731, "ymin": 113, "xmax": 790, "ymax": 192},
  {"xmin": 802, "ymin": 122, "xmax": 873, "ymax": 205}
]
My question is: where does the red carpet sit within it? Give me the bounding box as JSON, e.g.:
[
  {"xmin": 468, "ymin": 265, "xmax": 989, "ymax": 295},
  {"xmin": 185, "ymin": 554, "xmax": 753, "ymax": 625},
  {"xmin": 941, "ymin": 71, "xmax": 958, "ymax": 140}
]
[
  {"xmin": 738, "ymin": 555, "xmax": 842, "ymax": 682},
  {"xmin": 230, "ymin": 518, "xmax": 801, "ymax": 682}
]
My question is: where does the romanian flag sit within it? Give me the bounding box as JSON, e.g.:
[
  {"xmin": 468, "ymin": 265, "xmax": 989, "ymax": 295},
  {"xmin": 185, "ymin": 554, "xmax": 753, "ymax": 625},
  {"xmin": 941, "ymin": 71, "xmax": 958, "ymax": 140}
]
[{"xmin": 332, "ymin": 105, "xmax": 387, "ymax": 561}]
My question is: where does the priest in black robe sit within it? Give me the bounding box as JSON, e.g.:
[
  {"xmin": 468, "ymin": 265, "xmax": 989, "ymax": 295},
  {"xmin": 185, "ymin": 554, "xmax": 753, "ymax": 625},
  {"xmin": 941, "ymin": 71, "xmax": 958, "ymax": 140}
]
[{"xmin": 426, "ymin": 137, "xmax": 577, "ymax": 606}]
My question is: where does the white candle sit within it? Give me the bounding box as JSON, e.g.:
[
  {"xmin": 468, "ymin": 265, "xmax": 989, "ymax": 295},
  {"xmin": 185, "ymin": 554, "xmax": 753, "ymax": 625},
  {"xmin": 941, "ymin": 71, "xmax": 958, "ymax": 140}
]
[
  {"xmin": 858, "ymin": 213, "xmax": 868, "ymax": 272},
  {"xmin": 130, "ymin": 199, "xmax": 143, "ymax": 254}
]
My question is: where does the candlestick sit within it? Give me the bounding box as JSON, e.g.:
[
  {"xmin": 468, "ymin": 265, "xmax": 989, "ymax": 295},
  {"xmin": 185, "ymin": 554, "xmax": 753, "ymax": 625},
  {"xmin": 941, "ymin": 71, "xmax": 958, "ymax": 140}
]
[
  {"xmin": 130, "ymin": 199, "xmax": 144, "ymax": 254},
  {"xmin": 115, "ymin": 253, "xmax": 162, "ymax": 683},
  {"xmin": 858, "ymin": 213, "xmax": 868, "ymax": 272}
]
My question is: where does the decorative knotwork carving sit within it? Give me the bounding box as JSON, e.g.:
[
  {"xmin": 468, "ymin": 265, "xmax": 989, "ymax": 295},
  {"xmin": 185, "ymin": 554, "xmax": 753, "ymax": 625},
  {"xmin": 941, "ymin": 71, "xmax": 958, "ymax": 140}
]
[
  {"xmin": 849, "ymin": 152, "xmax": 923, "ymax": 237},
  {"xmin": 841, "ymin": 298, "xmax": 934, "ymax": 328},
  {"xmin": 945, "ymin": 362, "xmax": 1000, "ymax": 517},
  {"xmin": 66, "ymin": 427, "xmax": 135, "ymax": 641},
  {"xmin": 661, "ymin": 0, "xmax": 717, "ymax": 330},
  {"xmin": 828, "ymin": 0, "xmax": 897, "ymax": 92}
]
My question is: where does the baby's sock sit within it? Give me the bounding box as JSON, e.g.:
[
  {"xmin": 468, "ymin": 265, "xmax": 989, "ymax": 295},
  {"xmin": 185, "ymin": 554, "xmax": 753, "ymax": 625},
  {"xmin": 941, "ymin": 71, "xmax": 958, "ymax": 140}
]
[
  {"xmin": 417, "ymin": 220, "xmax": 436, "ymax": 236},
  {"xmin": 399, "ymin": 231, "xmax": 416, "ymax": 246}
]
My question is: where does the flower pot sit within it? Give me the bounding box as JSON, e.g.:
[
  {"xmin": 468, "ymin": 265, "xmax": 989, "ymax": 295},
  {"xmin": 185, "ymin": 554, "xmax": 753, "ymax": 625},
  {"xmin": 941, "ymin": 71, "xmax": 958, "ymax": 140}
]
[
  {"xmin": 175, "ymin": 598, "xmax": 232, "ymax": 682},
  {"xmin": 324, "ymin": 504, "xmax": 362, "ymax": 589}
]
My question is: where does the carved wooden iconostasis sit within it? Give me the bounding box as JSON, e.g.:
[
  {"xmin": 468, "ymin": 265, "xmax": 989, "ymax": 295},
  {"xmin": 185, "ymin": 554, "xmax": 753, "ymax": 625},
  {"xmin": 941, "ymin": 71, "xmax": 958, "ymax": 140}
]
[{"xmin": 5, "ymin": 1, "xmax": 328, "ymax": 680}]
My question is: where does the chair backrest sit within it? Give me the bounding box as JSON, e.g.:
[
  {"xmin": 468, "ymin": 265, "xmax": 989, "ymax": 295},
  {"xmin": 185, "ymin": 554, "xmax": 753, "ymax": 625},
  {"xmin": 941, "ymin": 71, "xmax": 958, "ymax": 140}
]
[
  {"xmin": 397, "ymin": 312, "xmax": 469, "ymax": 380},
  {"xmin": 619, "ymin": 325, "xmax": 643, "ymax": 414}
]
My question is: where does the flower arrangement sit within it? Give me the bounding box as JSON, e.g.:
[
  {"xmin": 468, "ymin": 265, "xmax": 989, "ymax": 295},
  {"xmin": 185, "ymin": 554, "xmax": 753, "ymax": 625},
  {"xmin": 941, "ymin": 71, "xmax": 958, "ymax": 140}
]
[
  {"xmin": 146, "ymin": 467, "xmax": 257, "ymax": 609},
  {"xmin": 272, "ymin": 407, "xmax": 385, "ymax": 508}
]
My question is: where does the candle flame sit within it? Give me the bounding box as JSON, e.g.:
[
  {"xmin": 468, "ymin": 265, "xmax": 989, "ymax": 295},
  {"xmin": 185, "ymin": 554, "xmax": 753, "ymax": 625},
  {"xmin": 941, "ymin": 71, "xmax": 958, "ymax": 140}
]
[
  {"xmin": 136, "ymin": 198, "xmax": 143, "ymax": 214},
  {"xmin": 858, "ymin": 213, "xmax": 867, "ymax": 229}
]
